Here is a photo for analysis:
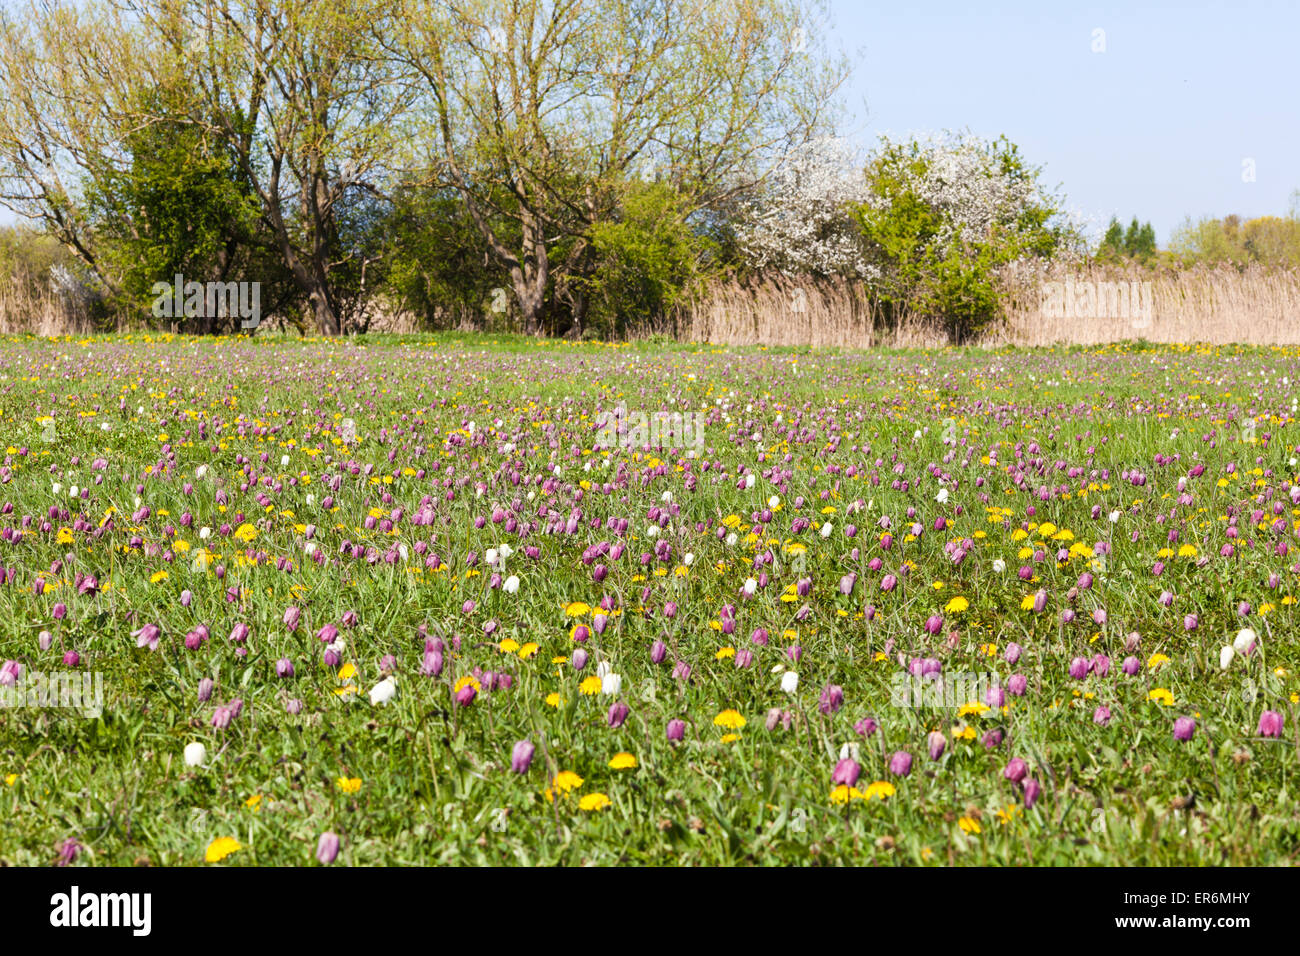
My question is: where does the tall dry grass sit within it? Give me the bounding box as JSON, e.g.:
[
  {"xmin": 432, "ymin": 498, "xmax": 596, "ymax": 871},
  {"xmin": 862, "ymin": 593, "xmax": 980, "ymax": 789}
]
[
  {"xmin": 5, "ymin": 261, "xmax": 1300, "ymax": 346},
  {"xmin": 0, "ymin": 273, "xmax": 100, "ymax": 336},
  {"xmin": 993, "ymin": 261, "xmax": 1300, "ymax": 346},
  {"xmin": 675, "ymin": 274, "xmax": 950, "ymax": 348},
  {"xmin": 675, "ymin": 264, "xmax": 1300, "ymax": 348}
]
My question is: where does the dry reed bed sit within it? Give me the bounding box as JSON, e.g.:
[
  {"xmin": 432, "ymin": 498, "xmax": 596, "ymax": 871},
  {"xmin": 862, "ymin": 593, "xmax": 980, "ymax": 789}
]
[
  {"xmin": 3, "ymin": 263, "xmax": 1299, "ymax": 346},
  {"xmin": 994, "ymin": 262, "xmax": 1300, "ymax": 347},
  {"xmin": 680, "ymin": 264, "xmax": 1300, "ymax": 348}
]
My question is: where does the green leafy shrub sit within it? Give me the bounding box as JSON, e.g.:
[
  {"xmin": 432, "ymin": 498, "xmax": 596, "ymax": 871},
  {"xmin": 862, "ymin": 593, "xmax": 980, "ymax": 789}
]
[
  {"xmin": 577, "ymin": 181, "xmax": 717, "ymax": 339},
  {"xmin": 852, "ymin": 133, "xmax": 1076, "ymax": 342}
]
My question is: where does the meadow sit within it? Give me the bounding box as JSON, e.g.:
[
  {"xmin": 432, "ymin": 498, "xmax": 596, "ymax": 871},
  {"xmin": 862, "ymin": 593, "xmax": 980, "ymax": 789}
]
[{"xmin": 0, "ymin": 332, "xmax": 1297, "ymax": 866}]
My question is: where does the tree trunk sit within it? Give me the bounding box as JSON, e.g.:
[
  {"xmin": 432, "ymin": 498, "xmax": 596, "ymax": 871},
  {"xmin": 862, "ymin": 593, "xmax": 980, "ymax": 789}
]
[
  {"xmin": 511, "ymin": 217, "xmax": 549, "ymax": 334},
  {"xmin": 311, "ymin": 285, "xmax": 341, "ymax": 335}
]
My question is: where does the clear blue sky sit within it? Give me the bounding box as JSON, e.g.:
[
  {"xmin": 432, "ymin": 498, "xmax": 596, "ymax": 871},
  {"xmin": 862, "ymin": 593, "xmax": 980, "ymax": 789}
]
[
  {"xmin": 828, "ymin": 0, "xmax": 1300, "ymax": 244},
  {"xmin": 3, "ymin": 1, "xmax": 1295, "ymax": 247}
]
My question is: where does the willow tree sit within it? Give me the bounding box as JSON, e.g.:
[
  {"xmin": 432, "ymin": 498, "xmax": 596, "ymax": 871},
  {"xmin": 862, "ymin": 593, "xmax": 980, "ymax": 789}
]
[
  {"xmin": 127, "ymin": 0, "xmax": 418, "ymax": 333},
  {"xmin": 394, "ymin": 0, "xmax": 846, "ymax": 334},
  {"xmin": 0, "ymin": 1, "xmax": 149, "ymax": 295},
  {"xmin": 0, "ymin": 0, "xmax": 414, "ymax": 333}
]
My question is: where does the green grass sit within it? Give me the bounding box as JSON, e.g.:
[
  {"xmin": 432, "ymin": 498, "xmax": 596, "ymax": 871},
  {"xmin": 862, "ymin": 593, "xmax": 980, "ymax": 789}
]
[{"xmin": 0, "ymin": 332, "xmax": 1297, "ymax": 866}]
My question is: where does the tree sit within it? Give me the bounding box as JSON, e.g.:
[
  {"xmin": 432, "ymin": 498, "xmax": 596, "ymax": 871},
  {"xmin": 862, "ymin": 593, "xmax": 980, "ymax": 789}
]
[
  {"xmin": 1095, "ymin": 214, "xmax": 1155, "ymax": 264},
  {"xmin": 1171, "ymin": 212, "xmax": 1300, "ymax": 268},
  {"xmin": 148, "ymin": 0, "xmax": 416, "ymax": 334},
  {"xmin": 0, "ymin": 0, "xmax": 415, "ymax": 334},
  {"xmin": 1098, "ymin": 216, "xmax": 1125, "ymax": 260},
  {"xmin": 577, "ymin": 179, "xmax": 716, "ymax": 337},
  {"xmin": 1, "ymin": 0, "xmax": 846, "ymax": 335},
  {"xmin": 732, "ymin": 136, "xmax": 871, "ymax": 278},
  {"xmin": 852, "ymin": 132, "xmax": 1075, "ymax": 341},
  {"xmin": 0, "ymin": 0, "xmax": 151, "ymax": 298},
  {"xmin": 394, "ymin": 0, "xmax": 846, "ymax": 335},
  {"xmin": 1121, "ymin": 217, "xmax": 1155, "ymax": 260},
  {"xmin": 1241, "ymin": 215, "xmax": 1300, "ymax": 266},
  {"xmin": 83, "ymin": 83, "xmax": 271, "ymax": 330},
  {"xmin": 1135, "ymin": 222, "xmax": 1156, "ymax": 259},
  {"xmin": 380, "ymin": 184, "xmax": 516, "ymax": 329}
]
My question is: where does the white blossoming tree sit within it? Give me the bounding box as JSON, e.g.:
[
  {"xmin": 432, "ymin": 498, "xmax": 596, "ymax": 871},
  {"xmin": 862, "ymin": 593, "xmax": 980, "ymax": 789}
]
[{"xmin": 733, "ymin": 137, "xmax": 874, "ymax": 279}]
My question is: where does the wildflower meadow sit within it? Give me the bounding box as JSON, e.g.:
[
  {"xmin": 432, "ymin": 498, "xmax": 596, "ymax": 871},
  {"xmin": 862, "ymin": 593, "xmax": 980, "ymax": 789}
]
[{"xmin": 1, "ymin": 332, "xmax": 1297, "ymax": 868}]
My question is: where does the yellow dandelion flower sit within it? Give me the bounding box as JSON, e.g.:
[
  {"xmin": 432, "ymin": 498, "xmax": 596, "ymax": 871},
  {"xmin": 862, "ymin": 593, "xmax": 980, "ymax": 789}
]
[
  {"xmin": 205, "ymin": 836, "xmax": 242, "ymax": 863},
  {"xmin": 958, "ymin": 816, "xmax": 982, "ymax": 834},
  {"xmin": 565, "ymin": 602, "xmax": 591, "ymax": 617},
  {"xmin": 552, "ymin": 771, "xmax": 584, "ymax": 793},
  {"xmin": 830, "ymin": 784, "xmax": 861, "ymax": 805},
  {"xmin": 498, "ymin": 638, "xmax": 521, "ymax": 654},
  {"xmin": 609, "ymin": 752, "xmax": 638, "ymax": 770},
  {"xmin": 1148, "ymin": 688, "xmax": 1174, "ymax": 706},
  {"xmin": 233, "ymin": 523, "xmax": 257, "ymax": 543},
  {"xmin": 518, "ymin": 642, "xmax": 540, "ymax": 660},
  {"xmin": 945, "ymin": 596, "xmax": 969, "ymax": 613},
  {"xmin": 336, "ymin": 776, "xmax": 362, "ymax": 793},
  {"xmin": 1147, "ymin": 653, "xmax": 1170, "ymax": 670},
  {"xmin": 337, "ymin": 662, "xmax": 357, "ymax": 681},
  {"xmin": 713, "ymin": 709, "xmax": 746, "ymax": 729},
  {"xmin": 862, "ymin": 781, "xmax": 895, "ymax": 800},
  {"xmin": 545, "ymin": 692, "xmax": 564, "ymax": 708},
  {"xmin": 579, "ymin": 675, "xmax": 603, "ymax": 695},
  {"xmin": 715, "ymin": 646, "xmax": 736, "ymax": 661},
  {"xmin": 720, "ymin": 733, "xmax": 741, "ymax": 743},
  {"xmin": 579, "ymin": 792, "xmax": 611, "ymax": 811},
  {"xmin": 454, "ymin": 675, "xmax": 481, "ymax": 694}
]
